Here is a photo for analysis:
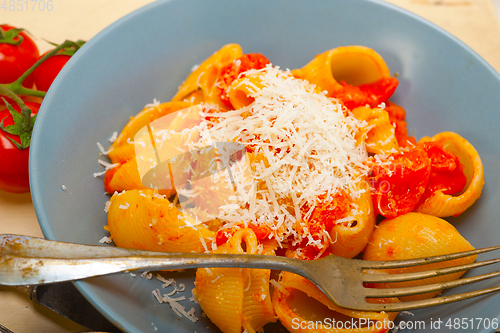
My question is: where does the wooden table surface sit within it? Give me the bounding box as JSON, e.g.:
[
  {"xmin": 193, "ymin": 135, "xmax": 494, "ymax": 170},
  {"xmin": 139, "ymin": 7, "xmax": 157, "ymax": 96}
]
[{"xmin": 1, "ymin": 0, "xmax": 500, "ymax": 332}]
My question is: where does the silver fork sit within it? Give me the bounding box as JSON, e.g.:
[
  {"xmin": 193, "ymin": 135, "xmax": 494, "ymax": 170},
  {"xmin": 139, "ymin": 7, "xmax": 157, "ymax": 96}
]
[{"xmin": 1, "ymin": 234, "xmax": 500, "ymax": 312}]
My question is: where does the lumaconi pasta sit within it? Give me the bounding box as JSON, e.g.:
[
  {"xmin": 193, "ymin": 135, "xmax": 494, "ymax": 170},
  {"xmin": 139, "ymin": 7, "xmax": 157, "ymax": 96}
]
[
  {"xmin": 352, "ymin": 106, "xmax": 399, "ymax": 155},
  {"xmin": 415, "ymin": 132, "xmax": 484, "ymax": 217},
  {"xmin": 106, "ymin": 189, "xmax": 216, "ymax": 253},
  {"xmin": 101, "ymin": 44, "xmax": 485, "ymax": 332},
  {"xmin": 273, "ymin": 272, "xmax": 399, "ymax": 333},
  {"xmin": 363, "ymin": 212, "xmax": 476, "ymax": 301},
  {"xmin": 193, "ymin": 229, "xmax": 277, "ymax": 333}
]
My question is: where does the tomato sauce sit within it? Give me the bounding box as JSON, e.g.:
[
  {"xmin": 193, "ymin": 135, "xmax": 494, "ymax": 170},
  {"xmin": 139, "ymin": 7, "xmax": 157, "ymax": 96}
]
[
  {"xmin": 215, "ymin": 223, "xmax": 272, "ymax": 247},
  {"xmin": 308, "ymin": 191, "xmax": 351, "ymax": 232},
  {"xmin": 416, "ymin": 143, "xmax": 467, "ymax": 206},
  {"xmin": 369, "ymin": 142, "xmax": 467, "ymax": 219},
  {"xmin": 370, "ymin": 149, "xmax": 431, "ymax": 219},
  {"xmin": 330, "ymin": 77, "xmax": 399, "ymax": 110}
]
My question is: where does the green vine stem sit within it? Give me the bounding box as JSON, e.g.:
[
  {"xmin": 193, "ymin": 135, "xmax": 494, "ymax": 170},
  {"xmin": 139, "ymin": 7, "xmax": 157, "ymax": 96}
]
[
  {"xmin": 0, "ymin": 39, "xmax": 82, "ymax": 98},
  {"xmin": 0, "ymin": 86, "xmax": 33, "ymax": 132},
  {"xmin": 0, "ymin": 28, "xmax": 24, "ymax": 46}
]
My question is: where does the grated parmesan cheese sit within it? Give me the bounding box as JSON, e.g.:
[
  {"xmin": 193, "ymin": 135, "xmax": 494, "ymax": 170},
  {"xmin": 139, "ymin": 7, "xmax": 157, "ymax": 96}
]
[
  {"xmin": 94, "ymin": 159, "xmax": 119, "ymax": 178},
  {"xmin": 119, "ymin": 202, "xmax": 130, "ymax": 210},
  {"xmin": 400, "ymin": 311, "xmax": 414, "ymax": 316},
  {"xmin": 104, "ymin": 201, "xmax": 111, "ymax": 213},
  {"xmin": 190, "ymin": 65, "xmax": 369, "ymax": 246},
  {"xmin": 93, "ymin": 170, "xmax": 107, "ymax": 178},
  {"xmin": 97, "ymin": 142, "xmax": 113, "ymax": 155},
  {"xmin": 145, "ymin": 98, "xmax": 161, "ymax": 108},
  {"xmin": 270, "ymin": 278, "xmax": 289, "ymax": 296},
  {"xmin": 108, "ymin": 131, "xmax": 118, "ymax": 143},
  {"xmin": 99, "ymin": 236, "xmax": 113, "ymax": 244},
  {"xmin": 152, "ymin": 277, "xmax": 199, "ymax": 323}
]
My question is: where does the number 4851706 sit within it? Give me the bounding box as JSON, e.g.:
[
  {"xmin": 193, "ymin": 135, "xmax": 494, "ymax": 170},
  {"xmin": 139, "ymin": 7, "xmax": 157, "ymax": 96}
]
[{"xmin": 0, "ymin": 0, "xmax": 54, "ymax": 11}]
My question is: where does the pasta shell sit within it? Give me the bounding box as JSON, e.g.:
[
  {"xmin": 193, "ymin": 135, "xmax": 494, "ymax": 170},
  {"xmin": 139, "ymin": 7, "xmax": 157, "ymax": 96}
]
[
  {"xmin": 416, "ymin": 132, "xmax": 484, "ymax": 217},
  {"xmin": 292, "ymin": 46, "xmax": 391, "ymax": 94},
  {"xmin": 363, "ymin": 212, "xmax": 476, "ymax": 301},
  {"xmin": 106, "ymin": 189, "xmax": 214, "ymax": 253}
]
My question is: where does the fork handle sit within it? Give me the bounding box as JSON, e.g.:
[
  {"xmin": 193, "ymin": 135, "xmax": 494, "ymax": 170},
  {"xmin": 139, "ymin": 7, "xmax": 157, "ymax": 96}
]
[
  {"xmin": 0, "ymin": 234, "xmax": 176, "ymax": 258},
  {"xmin": 0, "ymin": 252, "xmax": 308, "ymax": 286}
]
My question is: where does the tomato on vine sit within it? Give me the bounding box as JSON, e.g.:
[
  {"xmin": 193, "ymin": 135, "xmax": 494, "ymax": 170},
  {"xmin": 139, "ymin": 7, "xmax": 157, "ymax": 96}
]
[
  {"xmin": 0, "ymin": 36, "xmax": 84, "ymax": 193},
  {"xmin": 33, "ymin": 40, "xmax": 85, "ymax": 92},
  {"xmin": 0, "ymin": 99, "xmax": 40, "ymax": 193},
  {"xmin": 33, "ymin": 54, "xmax": 70, "ymax": 92},
  {"xmin": 0, "ymin": 25, "xmax": 39, "ymax": 88}
]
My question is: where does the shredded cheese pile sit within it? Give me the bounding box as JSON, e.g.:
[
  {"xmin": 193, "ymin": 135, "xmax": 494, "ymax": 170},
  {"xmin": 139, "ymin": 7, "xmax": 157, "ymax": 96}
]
[{"xmin": 192, "ymin": 65, "xmax": 370, "ymax": 244}]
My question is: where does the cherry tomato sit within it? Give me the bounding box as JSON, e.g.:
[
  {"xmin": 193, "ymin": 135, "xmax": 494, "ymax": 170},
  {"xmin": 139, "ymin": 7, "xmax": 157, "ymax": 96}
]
[
  {"xmin": 33, "ymin": 53, "xmax": 71, "ymax": 92},
  {"xmin": 331, "ymin": 82, "xmax": 367, "ymax": 110},
  {"xmin": 0, "ymin": 102, "xmax": 40, "ymax": 193},
  {"xmin": 370, "ymin": 149, "xmax": 431, "ymax": 219},
  {"xmin": 358, "ymin": 77, "xmax": 399, "ymax": 107},
  {"xmin": 331, "ymin": 77, "xmax": 399, "ymax": 110},
  {"xmin": 416, "ymin": 143, "xmax": 467, "ymax": 206},
  {"xmin": 0, "ymin": 25, "xmax": 39, "ymax": 88},
  {"xmin": 217, "ymin": 53, "xmax": 271, "ymax": 108}
]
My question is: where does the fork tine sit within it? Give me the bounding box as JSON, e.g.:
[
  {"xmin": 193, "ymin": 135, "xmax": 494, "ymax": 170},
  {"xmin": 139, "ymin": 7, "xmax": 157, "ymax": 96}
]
[
  {"xmin": 364, "ymin": 270, "xmax": 500, "ymax": 298},
  {"xmin": 360, "ymin": 245, "xmax": 500, "ymax": 269},
  {"xmin": 363, "ymin": 258, "xmax": 500, "ymax": 283},
  {"xmin": 359, "ymin": 285, "xmax": 500, "ymax": 312}
]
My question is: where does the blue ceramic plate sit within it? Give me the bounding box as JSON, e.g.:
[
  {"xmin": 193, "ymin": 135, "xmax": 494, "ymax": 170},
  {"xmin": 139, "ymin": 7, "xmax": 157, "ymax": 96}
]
[{"xmin": 30, "ymin": 0, "xmax": 500, "ymax": 332}]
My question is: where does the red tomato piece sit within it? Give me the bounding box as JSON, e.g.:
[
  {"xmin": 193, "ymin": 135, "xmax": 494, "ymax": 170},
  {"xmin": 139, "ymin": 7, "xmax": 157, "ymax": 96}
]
[
  {"xmin": 370, "ymin": 149, "xmax": 431, "ymax": 219},
  {"xmin": 308, "ymin": 191, "xmax": 351, "ymax": 232},
  {"xmin": 0, "ymin": 102, "xmax": 40, "ymax": 193},
  {"xmin": 332, "ymin": 81, "xmax": 367, "ymax": 110},
  {"xmin": 0, "ymin": 25, "xmax": 39, "ymax": 88},
  {"xmin": 215, "ymin": 227, "xmax": 236, "ymax": 247},
  {"xmin": 358, "ymin": 77, "xmax": 399, "ymax": 107},
  {"xmin": 217, "ymin": 53, "xmax": 270, "ymax": 108},
  {"xmin": 416, "ymin": 143, "xmax": 467, "ymax": 205},
  {"xmin": 247, "ymin": 223, "xmax": 272, "ymax": 240},
  {"xmin": 285, "ymin": 239, "xmax": 332, "ymax": 260},
  {"xmin": 33, "ymin": 53, "xmax": 71, "ymax": 92},
  {"xmin": 331, "ymin": 77, "xmax": 399, "ymax": 110},
  {"xmin": 215, "ymin": 223, "xmax": 272, "ymax": 247}
]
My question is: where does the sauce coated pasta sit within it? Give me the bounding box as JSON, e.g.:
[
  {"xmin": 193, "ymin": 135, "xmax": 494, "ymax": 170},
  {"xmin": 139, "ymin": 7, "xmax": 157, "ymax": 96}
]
[{"xmin": 102, "ymin": 44, "xmax": 484, "ymax": 333}]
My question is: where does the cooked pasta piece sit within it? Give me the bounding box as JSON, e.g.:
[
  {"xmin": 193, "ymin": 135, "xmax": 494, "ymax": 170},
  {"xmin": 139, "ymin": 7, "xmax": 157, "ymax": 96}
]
[
  {"xmin": 110, "ymin": 101, "xmax": 192, "ymax": 153},
  {"xmin": 171, "ymin": 44, "xmax": 243, "ymax": 107},
  {"xmin": 291, "ymin": 46, "xmax": 391, "ymax": 95},
  {"xmin": 194, "ymin": 229, "xmax": 277, "ymax": 333},
  {"xmin": 106, "ymin": 189, "xmax": 215, "ymax": 253},
  {"xmin": 104, "ymin": 157, "xmax": 147, "ymax": 193},
  {"xmin": 242, "ymin": 239, "xmax": 278, "ymax": 332},
  {"xmin": 352, "ymin": 106, "xmax": 399, "ymax": 154},
  {"xmin": 328, "ymin": 179, "xmax": 376, "ymax": 258},
  {"xmin": 105, "ymin": 102, "xmax": 203, "ymax": 196},
  {"xmin": 363, "ymin": 212, "xmax": 476, "ymax": 301},
  {"xmin": 415, "ymin": 132, "xmax": 484, "ymax": 217},
  {"xmin": 107, "ymin": 143, "xmax": 135, "ymax": 164},
  {"xmin": 384, "ymin": 101, "xmax": 415, "ymax": 147},
  {"xmin": 273, "ymin": 272, "xmax": 398, "ymax": 333},
  {"xmin": 227, "ymin": 75, "xmax": 265, "ymax": 109}
]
